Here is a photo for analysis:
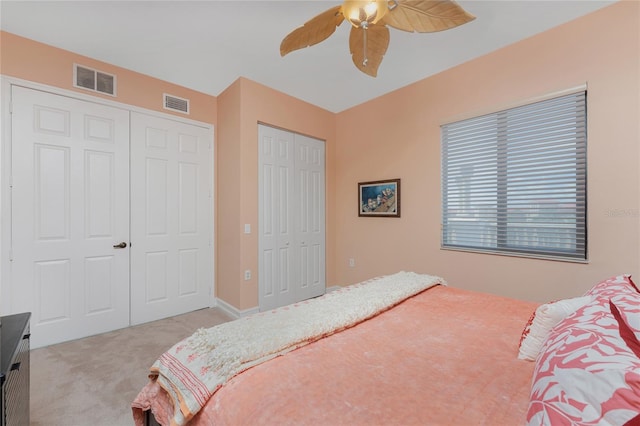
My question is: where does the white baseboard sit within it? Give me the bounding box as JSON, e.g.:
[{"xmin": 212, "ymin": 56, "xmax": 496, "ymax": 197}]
[
  {"xmin": 216, "ymin": 298, "xmax": 259, "ymax": 319},
  {"xmin": 216, "ymin": 286, "xmax": 342, "ymax": 318}
]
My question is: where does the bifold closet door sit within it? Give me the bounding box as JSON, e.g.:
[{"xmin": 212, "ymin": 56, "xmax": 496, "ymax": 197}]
[
  {"xmin": 258, "ymin": 124, "xmax": 325, "ymax": 311},
  {"xmin": 258, "ymin": 126, "xmax": 296, "ymax": 311},
  {"xmin": 130, "ymin": 112, "xmax": 213, "ymax": 325},
  {"xmin": 294, "ymin": 134, "xmax": 325, "ymax": 302},
  {"xmin": 9, "ymin": 86, "xmax": 130, "ymax": 348}
]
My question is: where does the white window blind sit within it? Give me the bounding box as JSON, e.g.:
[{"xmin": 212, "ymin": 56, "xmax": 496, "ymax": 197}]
[{"xmin": 441, "ymin": 91, "xmax": 587, "ymax": 261}]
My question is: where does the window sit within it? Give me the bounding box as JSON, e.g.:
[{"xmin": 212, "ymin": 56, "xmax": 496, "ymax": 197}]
[{"xmin": 441, "ymin": 91, "xmax": 587, "ymax": 261}]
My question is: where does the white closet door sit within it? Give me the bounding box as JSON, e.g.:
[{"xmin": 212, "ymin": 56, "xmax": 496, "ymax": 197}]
[
  {"xmin": 130, "ymin": 112, "xmax": 213, "ymax": 325},
  {"xmin": 295, "ymin": 134, "xmax": 325, "ymax": 301},
  {"xmin": 258, "ymin": 124, "xmax": 325, "ymax": 311},
  {"xmin": 9, "ymin": 86, "xmax": 130, "ymax": 348},
  {"xmin": 258, "ymin": 125, "xmax": 296, "ymax": 311}
]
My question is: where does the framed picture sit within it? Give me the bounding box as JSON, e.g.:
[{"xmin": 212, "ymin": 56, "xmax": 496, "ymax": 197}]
[{"xmin": 358, "ymin": 179, "xmax": 401, "ymax": 217}]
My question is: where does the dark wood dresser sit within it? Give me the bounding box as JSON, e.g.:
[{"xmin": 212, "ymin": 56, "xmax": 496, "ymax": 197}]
[{"xmin": 0, "ymin": 313, "xmax": 31, "ymax": 426}]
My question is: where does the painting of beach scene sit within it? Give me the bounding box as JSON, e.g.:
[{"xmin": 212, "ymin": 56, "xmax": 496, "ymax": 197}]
[{"xmin": 358, "ymin": 179, "xmax": 400, "ymax": 217}]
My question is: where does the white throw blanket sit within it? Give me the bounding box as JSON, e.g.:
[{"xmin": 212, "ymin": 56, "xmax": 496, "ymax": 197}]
[{"xmin": 151, "ymin": 271, "xmax": 446, "ymax": 425}]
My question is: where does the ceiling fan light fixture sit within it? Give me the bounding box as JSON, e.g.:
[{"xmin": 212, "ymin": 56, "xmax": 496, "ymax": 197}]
[
  {"xmin": 342, "ymin": 0, "xmax": 388, "ymax": 28},
  {"xmin": 280, "ymin": 0, "xmax": 475, "ymax": 77}
]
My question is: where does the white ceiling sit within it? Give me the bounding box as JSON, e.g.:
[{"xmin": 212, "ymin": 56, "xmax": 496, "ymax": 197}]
[{"xmin": 0, "ymin": 0, "xmax": 615, "ymax": 113}]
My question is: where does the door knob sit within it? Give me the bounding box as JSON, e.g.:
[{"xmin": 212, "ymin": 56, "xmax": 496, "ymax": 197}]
[{"xmin": 113, "ymin": 242, "xmax": 127, "ymax": 249}]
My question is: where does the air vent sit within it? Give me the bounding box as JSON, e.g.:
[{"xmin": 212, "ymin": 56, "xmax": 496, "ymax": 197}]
[
  {"xmin": 73, "ymin": 64, "xmax": 116, "ymax": 96},
  {"xmin": 163, "ymin": 94, "xmax": 190, "ymax": 114}
]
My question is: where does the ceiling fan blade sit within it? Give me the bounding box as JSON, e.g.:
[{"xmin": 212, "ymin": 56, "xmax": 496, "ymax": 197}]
[
  {"xmin": 349, "ymin": 24, "xmax": 390, "ymax": 77},
  {"xmin": 280, "ymin": 5, "xmax": 345, "ymax": 57},
  {"xmin": 382, "ymin": 0, "xmax": 475, "ymax": 33}
]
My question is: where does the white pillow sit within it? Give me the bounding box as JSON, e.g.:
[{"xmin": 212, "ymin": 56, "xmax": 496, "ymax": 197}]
[{"xmin": 518, "ymin": 295, "xmax": 592, "ymax": 361}]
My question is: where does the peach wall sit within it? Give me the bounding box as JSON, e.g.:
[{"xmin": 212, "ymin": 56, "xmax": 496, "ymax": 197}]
[
  {"xmin": 0, "ymin": 31, "xmax": 217, "ymax": 123},
  {"xmin": 216, "ymin": 80, "xmax": 243, "ymax": 307},
  {"xmin": 216, "ymin": 78, "xmax": 336, "ymax": 311},
  {"xmin": 334, "ymin": 1, "xmax": 640, "ymax": 302}
]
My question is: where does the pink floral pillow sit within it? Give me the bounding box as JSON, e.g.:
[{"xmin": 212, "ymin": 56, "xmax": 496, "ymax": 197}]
[
  {"xmin": 610, "ymin": 301, "xmax": 640, "ymax": 358},
  {"xmin": 609, "ymin": 301, "xmax": 640, "ymax": 426},
  {"xmin": 608, "ymin": 290, "xmax": 640, "ymax": 342},
  {"xmin": 584, "ymin": 274, "xmax": 639, "ymax": 298},
  {"xmin": 527, "ymin": 287, "xmax": 640, "ymax": 425}
]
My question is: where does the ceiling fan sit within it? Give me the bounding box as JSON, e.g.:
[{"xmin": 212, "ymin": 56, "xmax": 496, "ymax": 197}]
[{"xmin": 280, "ymin": 0, "xmax": 475, "ymax": 77}]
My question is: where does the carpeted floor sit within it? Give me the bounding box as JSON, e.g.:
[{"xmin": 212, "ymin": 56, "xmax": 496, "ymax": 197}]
[{"xmin": 30, "ymin": 308, "xmax": 232, "ymax": 426}]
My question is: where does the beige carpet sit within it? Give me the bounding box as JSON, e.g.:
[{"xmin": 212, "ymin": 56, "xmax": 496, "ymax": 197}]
[{"xmin": 30, "ymin": 308, "xmax": 232, "ymax": 426}]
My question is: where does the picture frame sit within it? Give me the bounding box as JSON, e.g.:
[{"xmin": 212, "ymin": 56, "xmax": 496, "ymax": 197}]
[{"xmin": 358, "ymin": 179, "xmax": 401, "ymax": 217}]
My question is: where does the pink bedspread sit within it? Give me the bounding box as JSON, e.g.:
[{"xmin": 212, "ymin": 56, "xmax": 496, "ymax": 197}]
[{"xmin": 133, "ymin": 285, "xmax": 538, "ymax": 425}]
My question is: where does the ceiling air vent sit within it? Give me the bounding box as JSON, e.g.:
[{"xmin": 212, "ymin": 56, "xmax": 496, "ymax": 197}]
[
  {"xmin": 74, "ymin": 64, "xmax": 116, "ymax": 96},
  {"xmin": 163, "ymin": 94, "xmax": 190, "ymax": 114}
]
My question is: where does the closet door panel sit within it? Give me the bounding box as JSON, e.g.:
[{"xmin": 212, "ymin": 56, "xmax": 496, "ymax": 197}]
[
  {"xmin": 9, "ymin": 86, "xmax": 130, "ymax": 348},
  {"xmin": 130, "ymin": 112, "xmax": 213, "ymax": 325},
  {"xmin": 295, "ymin": 134, "xmax": 325, "ymax": 302},
  {"xmin": 258, "ymin": 125, "xmax": 296, "ymax": 310}
]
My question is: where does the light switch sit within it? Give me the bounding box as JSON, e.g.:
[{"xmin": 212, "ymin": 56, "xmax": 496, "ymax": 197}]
[{"xmin": 244, "ymin": 224, "xmax": 251, "ymax": 234}]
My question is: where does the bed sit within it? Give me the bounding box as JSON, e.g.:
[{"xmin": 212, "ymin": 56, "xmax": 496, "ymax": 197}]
[{"xmin": 131, "ymin": 272, "xmax": 640, "ymax": 426}]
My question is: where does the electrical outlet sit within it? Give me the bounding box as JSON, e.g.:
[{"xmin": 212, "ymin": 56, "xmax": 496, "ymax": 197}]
[
  {"xmin": 244, "ymin": 270, "xmax": 251, "ymax": 280},
  {"xmin": 349, "ymin": 258, "xmax": 355, "ymax": 267}
]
